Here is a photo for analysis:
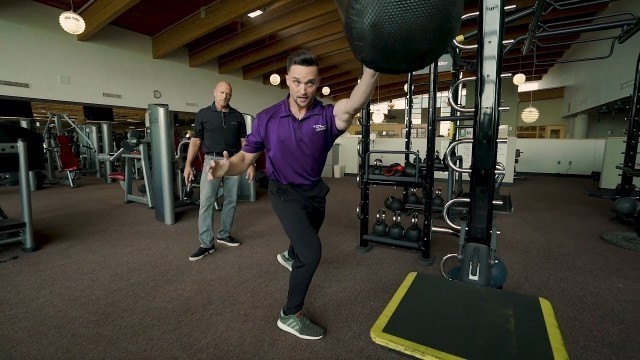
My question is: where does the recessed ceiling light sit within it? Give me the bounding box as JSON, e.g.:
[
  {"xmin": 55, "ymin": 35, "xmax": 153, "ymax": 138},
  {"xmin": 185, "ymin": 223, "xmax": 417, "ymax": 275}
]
[{"xmin": 248, "ymin": 10, "xmax": 263, "ymax": 18}]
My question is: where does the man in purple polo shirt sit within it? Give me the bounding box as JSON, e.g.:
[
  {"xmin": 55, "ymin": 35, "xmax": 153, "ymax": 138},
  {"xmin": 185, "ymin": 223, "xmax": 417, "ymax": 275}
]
[{"xmin": 207, "ymin": 50, "xmax": 378, "ymax": 340}]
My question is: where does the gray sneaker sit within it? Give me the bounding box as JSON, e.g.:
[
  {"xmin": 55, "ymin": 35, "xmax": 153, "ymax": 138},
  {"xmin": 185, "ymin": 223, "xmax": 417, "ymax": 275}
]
[
  {"xmin": 277, "ymin": 310, "xmax": 324, "ymax": 340},
  {"xmin": 277, "ymin": 251, "xmax": 293, "ymax": 271}
]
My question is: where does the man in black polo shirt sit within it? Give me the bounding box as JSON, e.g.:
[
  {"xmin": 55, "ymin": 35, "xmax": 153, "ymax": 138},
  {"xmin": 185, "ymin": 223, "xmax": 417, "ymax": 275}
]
[{"xmin": 184, "ymin": 81, "xmax": 255, "ymax": 261}]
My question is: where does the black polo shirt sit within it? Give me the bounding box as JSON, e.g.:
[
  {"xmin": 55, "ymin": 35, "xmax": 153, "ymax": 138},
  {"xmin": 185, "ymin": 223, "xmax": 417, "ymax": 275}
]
[{"xmin": 193, "ymin": 104, "xmax": 247, "ymax": 155}]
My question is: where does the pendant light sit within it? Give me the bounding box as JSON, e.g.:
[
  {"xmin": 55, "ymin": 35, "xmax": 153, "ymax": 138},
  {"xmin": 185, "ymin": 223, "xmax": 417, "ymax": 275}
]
[
  {"xmin": 521, "ymin": 49, "xmax": 539, "ymax": 123},
  {"xmin": 59, "ymin": 0, "xmax": 85, "ymax": 35}
]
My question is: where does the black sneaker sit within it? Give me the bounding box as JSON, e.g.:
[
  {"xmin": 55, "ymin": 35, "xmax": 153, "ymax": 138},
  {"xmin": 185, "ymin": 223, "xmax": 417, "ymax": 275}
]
[
  {"xmin": 216, "ymin": 236, "xmax": 240, "ymax": 247},
  {"xmin": 189, "ymin": 246, "xmax": 215, "ymax": 261}
]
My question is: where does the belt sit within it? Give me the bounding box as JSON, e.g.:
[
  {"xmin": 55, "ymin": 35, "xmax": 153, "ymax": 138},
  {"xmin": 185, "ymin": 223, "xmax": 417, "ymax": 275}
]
[{"xmin": 207, "ymin": 151, "xmax": 236, "ymax": 157}]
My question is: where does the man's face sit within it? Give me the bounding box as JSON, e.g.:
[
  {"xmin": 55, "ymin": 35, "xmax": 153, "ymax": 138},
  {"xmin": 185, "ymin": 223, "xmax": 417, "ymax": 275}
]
[
  {"xmin": 213, "ymin": 83, "xmax": 232, "ymax": 109},
  {"xmin": 286, "ymin": 65, "xmax": 319, "ymax": 109}
]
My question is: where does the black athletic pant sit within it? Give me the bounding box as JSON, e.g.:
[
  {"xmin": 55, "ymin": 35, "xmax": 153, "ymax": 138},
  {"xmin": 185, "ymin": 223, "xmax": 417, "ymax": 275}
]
[{"xmin": 269, "ymin": 179, "xmax": 329, "ymax": 315}]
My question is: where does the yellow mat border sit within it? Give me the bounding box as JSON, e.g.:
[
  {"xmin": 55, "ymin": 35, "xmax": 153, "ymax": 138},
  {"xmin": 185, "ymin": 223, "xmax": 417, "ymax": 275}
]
[
  {"xmin": 370, "ymin": 272, "xmax": 463, "ymax": 360},
  {"xmin": 370, "ymin": 272, "xmax": 570, "ymax": 360},
  {"xmin": 539, "ymin": 298, "xmax": 570, "ymax": 359}
]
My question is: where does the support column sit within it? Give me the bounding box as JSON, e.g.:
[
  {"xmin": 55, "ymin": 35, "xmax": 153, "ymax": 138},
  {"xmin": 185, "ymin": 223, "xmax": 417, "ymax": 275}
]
[
  {"xmin": 573, "ymin": 113, "xmax": 589, "ymax": 139},
  {"xmin": 149, "ymin": 104, "xmax": 175, "ymax": 225}
]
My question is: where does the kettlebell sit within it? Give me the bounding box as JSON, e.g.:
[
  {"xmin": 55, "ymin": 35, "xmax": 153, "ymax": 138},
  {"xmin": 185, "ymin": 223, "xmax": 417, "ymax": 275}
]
[
  {"xmin": 432, "ymin": 187, "xmax": 445, "ymax": 208},
  {"xmin": 372, "ymin": 158, "xmax": 383, "ymax": 175},
  {"xmin": 138, "ymin": 183, "xmax": 147, "ymax": 194},
  {"xmin": 372, "ymin": 209, "xmax": 388, "ymax": 236},
  {"xmin": 405, "ymin": 213, "xmax": 422, "ymax": 242},
  {"xmin": 434, "ymin": 150, "xmax": 442, "ymax": 165},
  {"xmin": 407, "ymin": 188, "xmax": 420, "ymax": 205},
  {"xmin": 388, "ymin": 211, "xmax": 405, "ymax": 240}
]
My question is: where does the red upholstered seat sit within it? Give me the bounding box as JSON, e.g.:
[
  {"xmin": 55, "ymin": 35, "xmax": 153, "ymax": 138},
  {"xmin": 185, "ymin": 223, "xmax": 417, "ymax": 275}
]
[
  {"xmin": 56, "ymin": 135, "xmax": 79, "ymax": 171},
  {"xmin": 108, "ymin": 172, "xmax": 125, "ymax": 181}
]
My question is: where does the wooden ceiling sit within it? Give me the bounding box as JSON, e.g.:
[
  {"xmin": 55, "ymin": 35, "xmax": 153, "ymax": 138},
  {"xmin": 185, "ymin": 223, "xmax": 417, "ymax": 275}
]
[{"xmin": 35, "ymin": 0, "xmax": 622, "ymax": 105}]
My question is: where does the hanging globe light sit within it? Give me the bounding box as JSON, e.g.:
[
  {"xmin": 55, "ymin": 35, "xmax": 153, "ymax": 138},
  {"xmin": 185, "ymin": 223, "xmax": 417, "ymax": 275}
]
[
  {"xmin": 269, "ymin": 73, "xmax": 281, "ymax": 86},
  {"xmin": 372, "ymin": 111, "xmax": 385, "ymax": 124},
  {"xmin": 59, "ymin": 10, "xmax": 85, "ymax": 35},
  {"xmin": 512, "ymin": 73, "xmax": 526, "ymax": 86},
  {"xmin": 321, "ymin": 86, "xmax": 330, "ymax": 96},
  {"xmin": 521, "ymin": 106, "xmax": 539, "ymax": 123}
]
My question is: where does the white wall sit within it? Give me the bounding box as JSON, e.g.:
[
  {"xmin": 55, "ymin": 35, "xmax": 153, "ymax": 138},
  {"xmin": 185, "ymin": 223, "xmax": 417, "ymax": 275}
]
[
  {"xmin": 515, "ymin": 138, "xmax": 605, "ymax": 175},
  {"xmin": 334, "ymin": 135, "xmax": 516, "ymax": 183},
  {"xmin": 587, "ymin": 111, "xmax": 630, "ymax": 138},
  {"xmin": 599, "ymin": 137, "xmax": 640, "ymax": 189},
  {"xmin": 538, "ymin": 0, "xmax": 640, "ymax": 116},
  {"xmin": 0, "ymin": 0, "xmax": 288, "ymax": 116}
]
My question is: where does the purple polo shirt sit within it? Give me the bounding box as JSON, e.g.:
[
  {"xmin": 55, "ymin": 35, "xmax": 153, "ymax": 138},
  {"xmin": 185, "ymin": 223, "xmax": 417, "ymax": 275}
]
[{"xmin": 242, "ymin": 95, "xmax": 344, "ymax": 185}]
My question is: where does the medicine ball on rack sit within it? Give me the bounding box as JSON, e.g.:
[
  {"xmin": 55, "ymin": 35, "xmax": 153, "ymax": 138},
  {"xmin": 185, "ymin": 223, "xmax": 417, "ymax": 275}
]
[
  {"xmin": 384, "ymin": 196, "xmax": 395, "ymax": 210},
  {"xmin": 389, "ymin": 197, "xmax": 403, "ymax": 212}
]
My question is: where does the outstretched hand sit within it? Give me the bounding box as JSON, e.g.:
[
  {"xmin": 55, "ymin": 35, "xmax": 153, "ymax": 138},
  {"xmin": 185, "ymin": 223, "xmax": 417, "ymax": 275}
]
[{"xmin": 207, "ymin": 151, "xmax": 231, "ymax": 180}]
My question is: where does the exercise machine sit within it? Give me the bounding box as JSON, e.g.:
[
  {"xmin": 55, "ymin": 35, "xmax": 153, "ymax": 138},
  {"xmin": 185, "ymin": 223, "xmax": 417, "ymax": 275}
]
[
  {"xmin": 100, "ymin": 130, "xmax": 154, "ymax": 208},
  {"xmin": 0, "ymin": 123, "xmax": 44, "ymax": 252},
  {"xmin": 41, "ymin": 113, "xmax": 96, "ymax": 188}
]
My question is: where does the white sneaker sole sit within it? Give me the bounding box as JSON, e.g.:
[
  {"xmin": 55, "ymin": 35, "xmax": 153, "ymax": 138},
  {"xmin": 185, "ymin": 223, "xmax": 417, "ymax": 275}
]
[
  {"xmin": 277, "ymin": 319, "xmax": 323, "ymax": 340},
  {"xmin": 216, "ymin": 239, "xmax": 240, "ymax": 247},
  {"xmin": 188, "ymin": 248, "xmax": 215, "ymax": 261},
  {"xmin": 277, "ymin": 254, "xmax": 292, "ymax": 271}
]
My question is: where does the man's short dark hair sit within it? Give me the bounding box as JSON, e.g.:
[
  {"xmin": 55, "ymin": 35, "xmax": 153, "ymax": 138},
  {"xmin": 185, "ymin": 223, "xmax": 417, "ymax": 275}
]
[{"xmin": 287, "ymin": 50, "xmax": 319, "ymax": 72}]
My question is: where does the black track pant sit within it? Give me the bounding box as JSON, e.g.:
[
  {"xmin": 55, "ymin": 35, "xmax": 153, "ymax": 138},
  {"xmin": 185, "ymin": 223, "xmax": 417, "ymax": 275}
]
[{"xmin": 269, "ymin": 179, "xmax": 329, "ymax": 315}]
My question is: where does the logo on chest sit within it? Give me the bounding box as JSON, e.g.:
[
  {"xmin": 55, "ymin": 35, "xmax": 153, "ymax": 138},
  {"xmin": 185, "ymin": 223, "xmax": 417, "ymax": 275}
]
[{"xmin": 313, "ymin": 124, "xmax": 327, "ymax": 132}]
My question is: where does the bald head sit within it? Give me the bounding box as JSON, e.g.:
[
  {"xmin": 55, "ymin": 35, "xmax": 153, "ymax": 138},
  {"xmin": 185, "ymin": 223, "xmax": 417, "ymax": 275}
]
[{"xmin": 213, "ymin": 81, "xmax": 232, "ymax": 110}]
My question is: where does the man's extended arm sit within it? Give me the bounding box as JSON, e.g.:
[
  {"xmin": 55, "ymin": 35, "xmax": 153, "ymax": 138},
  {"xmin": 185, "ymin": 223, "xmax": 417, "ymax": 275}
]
[
  {"xmin": 333, "ymin": 66, "xmax": 379, "ymax": 131},
  {"xmin": 207, "ymin": 150, "xmax": 262, "ymax": 180}
]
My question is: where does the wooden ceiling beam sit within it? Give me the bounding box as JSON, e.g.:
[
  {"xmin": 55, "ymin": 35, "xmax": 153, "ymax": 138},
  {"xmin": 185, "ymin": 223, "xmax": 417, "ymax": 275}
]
[
  {"xmin": 218, "ymin": 16, "xmax": 342, "ymax": 74},
  {"xmin": 190, "ymin": 0, "xmax": 336, "ymax": 67},
  {"xmin": 77, "ymin": 0, "xmax": 142, "ymax": 41},
  {"xmin": 320, "ymin": 69, "xmax": 362, "ymax": 87},
  {"xmin": 244, "ymin": 39, "xmax": 352, "ymax": 79},
  {"xmin": 152, "ymin": 0, "xmax": 278, "ymax": 59}
]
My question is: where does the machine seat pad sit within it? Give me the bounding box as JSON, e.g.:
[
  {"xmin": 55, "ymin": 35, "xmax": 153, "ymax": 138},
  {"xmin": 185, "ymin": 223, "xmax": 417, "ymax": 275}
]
[{"xmin": 107, "ymin": 172, "xmax": 125, "ymax": 181}]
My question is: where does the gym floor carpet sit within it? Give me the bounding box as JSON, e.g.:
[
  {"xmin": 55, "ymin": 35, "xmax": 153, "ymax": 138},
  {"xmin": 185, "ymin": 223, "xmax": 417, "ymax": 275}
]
[{"xmin": 0, "ymin": 174, "xmax": 638, "ymax": 359}]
